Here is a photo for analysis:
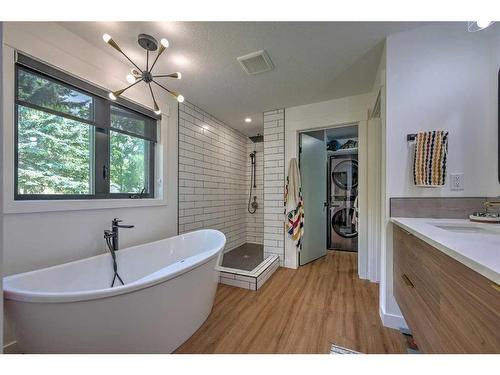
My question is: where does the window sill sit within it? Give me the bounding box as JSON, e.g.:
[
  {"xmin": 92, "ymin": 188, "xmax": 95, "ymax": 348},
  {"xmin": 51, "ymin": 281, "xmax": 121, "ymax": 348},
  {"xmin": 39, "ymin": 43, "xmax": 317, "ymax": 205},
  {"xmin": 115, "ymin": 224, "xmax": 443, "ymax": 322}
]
[{"xmin": 3, "ymin": 197, "xmax": 168, "ymax": 215}]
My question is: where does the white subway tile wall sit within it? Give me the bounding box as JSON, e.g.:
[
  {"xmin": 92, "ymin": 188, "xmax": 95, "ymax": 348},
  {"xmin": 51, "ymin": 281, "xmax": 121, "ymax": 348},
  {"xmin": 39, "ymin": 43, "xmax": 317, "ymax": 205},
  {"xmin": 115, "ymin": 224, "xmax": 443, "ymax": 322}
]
[
  {"xmin": 178, "ymin": 102, "xmax": 262, "ymax": 251},
  {"xmin": 246, "ymin": 141, "xmax": 264, "ymax": 244},
  {"xmin": 263, "ymin": 109, "xmax": 285, "ymax": 264}
]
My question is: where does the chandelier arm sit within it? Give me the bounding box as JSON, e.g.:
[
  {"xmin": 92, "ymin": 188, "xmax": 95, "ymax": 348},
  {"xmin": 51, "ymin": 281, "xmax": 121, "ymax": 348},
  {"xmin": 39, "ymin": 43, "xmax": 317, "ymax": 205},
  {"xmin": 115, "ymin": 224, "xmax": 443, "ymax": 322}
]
[
  {"xmin": 106, "ymin": 40, "xmax": 142, "ymax": 72},
  {"xmin": 153, "ymin": 74, "xmax": 177, "ymax": 78},
  {"xmin": 149, "ymin": 48, "xmax": 165, "ymax": 73},
  {"xmin": 119, "ymin": 51, "xmax": 142, "ymax": 72},
  {"xmin": 115, "ymin": 78, "xmax": 143, "ymax": 95},
  {"xmin": 148, "ymin": 83, "xmax": 158, "ymax": 106},
  {"xmin": 152, "ymin": 80, "xmax": 176, "ymax": 95}
]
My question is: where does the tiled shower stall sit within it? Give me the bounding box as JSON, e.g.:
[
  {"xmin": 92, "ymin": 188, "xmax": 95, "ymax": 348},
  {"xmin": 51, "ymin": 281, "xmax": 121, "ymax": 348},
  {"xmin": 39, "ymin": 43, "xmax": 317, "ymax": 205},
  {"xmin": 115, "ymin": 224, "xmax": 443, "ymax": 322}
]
[
  {"xmin": 177, "ymin": 102, "xmax": 285, "ymax": 289},
  {"xmin": 178, "ymin": 101, "xmax": 266, "ymax": 250}
]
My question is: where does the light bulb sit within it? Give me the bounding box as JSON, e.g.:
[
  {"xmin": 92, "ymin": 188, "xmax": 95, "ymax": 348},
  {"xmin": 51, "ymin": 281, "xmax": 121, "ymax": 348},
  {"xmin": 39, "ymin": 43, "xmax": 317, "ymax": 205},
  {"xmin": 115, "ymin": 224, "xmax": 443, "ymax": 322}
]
[
  {"xmin": 126, "ymin": 74, "xmax": 136, "ymax": 84},
  {"xmin": 176, "ymin": 72, "xmax": 182, "ymax": 79},
  {"xmin": 160, "ymin": 38, "xmax": 169, "ymax": 48},
  {"xmin": 131, "ymin": 68, "xmax": 141, "ymax": 77},
  {"xmin": 245, "ymin": 118, "xmax": 252, "ymax": 123},
  {"xmin": 476, "ymin": 20, "xmax": 492, "ymax": 29},
  {"xmin": 108, "ymin": 92, "xmax": 117, "ymax": 101},
  {"xmin": 102, "ymin": 33, "xmax": 112, "ymax": 43},
  {"xmin": 177, "ymin": 94, "xmax": 184, "ymax": 103},
  {"xmin": 153, "ymin": 102, "xmax": 161, "ymax": 115}
]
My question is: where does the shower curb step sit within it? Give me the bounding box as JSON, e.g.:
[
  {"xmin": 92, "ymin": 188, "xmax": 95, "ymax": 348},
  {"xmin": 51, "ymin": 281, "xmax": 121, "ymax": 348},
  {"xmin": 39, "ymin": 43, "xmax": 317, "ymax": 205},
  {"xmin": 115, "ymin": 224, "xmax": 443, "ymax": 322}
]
[{"xmin": 217, "ymin": 255, "xmax": 280, "ymax": 291}]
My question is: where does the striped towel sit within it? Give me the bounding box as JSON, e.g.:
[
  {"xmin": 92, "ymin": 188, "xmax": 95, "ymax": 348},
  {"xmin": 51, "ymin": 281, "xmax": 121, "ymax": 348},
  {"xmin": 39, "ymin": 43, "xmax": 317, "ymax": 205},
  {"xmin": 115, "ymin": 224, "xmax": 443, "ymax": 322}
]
[
  {"xmin": 284, "ymin": 158, "xmax": 304, "ymax": 250},
  {"xmin": 413, "ymin": 130, "xmax": 448, "ymax": 187}
]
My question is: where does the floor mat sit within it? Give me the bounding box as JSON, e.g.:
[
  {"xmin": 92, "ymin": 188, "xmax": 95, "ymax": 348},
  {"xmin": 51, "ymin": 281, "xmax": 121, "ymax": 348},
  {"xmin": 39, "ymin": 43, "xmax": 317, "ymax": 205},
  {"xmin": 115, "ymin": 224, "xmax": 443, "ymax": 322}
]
[{"xmin": 329, "ymin": 344, "xmax": 361, "ymax": 354}]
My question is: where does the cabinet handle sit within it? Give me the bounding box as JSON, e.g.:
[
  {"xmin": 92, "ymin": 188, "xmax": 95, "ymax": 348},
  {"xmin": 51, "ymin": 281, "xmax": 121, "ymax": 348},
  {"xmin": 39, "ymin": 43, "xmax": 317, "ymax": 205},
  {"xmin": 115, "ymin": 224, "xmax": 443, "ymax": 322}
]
[
  {"xmin": 401, "ymin": 273, "xmax": 414, "ymax": 288},
  {"xmin": 492, "ymin": 283, "xmax": 500, "ymax": 292}
]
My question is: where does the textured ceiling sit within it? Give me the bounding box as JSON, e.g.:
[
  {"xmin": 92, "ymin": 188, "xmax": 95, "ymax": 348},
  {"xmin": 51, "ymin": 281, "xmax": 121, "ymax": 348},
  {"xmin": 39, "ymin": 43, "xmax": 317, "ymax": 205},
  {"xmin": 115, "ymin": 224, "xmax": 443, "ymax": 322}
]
[{"xmin": 59, "ymin": 22, "xmax": 421, "ymax": 136}]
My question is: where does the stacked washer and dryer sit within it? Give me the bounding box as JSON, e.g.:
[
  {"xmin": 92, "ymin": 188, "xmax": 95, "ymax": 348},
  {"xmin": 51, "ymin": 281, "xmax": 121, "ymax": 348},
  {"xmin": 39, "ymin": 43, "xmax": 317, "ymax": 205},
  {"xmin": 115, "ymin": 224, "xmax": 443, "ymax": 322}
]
[{"xmin": 327, "ymin": 147, "xmax": 358, "ymax": 252}]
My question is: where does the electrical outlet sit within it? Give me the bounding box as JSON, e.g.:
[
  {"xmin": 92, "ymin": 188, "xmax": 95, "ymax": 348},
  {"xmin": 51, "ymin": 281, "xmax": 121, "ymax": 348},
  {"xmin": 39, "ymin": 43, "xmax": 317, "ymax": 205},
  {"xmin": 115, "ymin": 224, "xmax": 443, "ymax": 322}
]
[{"xmin": 450, "ymin": 173, "xmax": 464, "ymax": 191}]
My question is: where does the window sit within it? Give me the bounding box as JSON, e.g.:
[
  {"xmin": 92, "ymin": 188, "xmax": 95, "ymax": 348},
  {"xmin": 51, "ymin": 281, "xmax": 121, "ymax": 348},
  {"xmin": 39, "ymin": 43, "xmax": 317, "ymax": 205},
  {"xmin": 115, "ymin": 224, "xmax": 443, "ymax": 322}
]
[
  {"xmin": 14, "ymin": 54, "xmax": 159, "ymax": 200},
  {"xmin": 109, "ymin": 105, "xmax": 154, "ymax": 194}
]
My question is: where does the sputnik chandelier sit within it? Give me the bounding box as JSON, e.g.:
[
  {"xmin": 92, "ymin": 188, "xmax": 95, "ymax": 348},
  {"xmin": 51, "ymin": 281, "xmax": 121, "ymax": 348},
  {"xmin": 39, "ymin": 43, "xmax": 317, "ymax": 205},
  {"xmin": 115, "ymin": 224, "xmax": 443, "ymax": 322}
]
[{"xmin": 103, "ymin": 33, "xmax": 184, "ymax": 115}]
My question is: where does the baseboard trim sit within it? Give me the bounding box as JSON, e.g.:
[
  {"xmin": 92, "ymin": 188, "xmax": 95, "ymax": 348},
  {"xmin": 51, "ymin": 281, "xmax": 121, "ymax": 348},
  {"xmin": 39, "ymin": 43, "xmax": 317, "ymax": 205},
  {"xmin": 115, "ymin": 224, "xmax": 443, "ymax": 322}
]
[
  {"xmin": 379, "ymin": 306, "xmax": 408, "ymax": 330},
  {"xmin": 3, "ymin": 340, "xmax": 21, "ymax": 354}
]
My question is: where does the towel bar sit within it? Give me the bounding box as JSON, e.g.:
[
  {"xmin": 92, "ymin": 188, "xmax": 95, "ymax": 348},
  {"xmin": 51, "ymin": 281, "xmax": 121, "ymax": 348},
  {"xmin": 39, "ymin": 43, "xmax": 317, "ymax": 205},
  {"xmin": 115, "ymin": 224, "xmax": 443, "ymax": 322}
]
[{"xmin": 407, "ymin": 134, "xmax": 417, "ymax": 142}]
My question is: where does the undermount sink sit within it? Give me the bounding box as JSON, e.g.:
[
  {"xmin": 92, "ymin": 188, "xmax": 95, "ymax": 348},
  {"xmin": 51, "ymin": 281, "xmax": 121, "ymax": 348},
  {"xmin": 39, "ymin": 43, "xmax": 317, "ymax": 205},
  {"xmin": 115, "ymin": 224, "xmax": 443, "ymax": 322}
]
[{"xmin": 431, "ymin": 222, "xmax": 500, "ymax": 235}]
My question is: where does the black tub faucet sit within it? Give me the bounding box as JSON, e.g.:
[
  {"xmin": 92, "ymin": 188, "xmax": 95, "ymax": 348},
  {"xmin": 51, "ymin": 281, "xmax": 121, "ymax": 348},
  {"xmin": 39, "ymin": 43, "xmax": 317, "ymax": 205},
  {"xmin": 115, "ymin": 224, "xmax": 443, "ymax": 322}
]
[
  {"xmin": 111, "ymin": 218, "xmax": 134, "ymax": 251},
  {"xmin": 104, "ymin": 218, "xmax": 134, "ymax": 288}
]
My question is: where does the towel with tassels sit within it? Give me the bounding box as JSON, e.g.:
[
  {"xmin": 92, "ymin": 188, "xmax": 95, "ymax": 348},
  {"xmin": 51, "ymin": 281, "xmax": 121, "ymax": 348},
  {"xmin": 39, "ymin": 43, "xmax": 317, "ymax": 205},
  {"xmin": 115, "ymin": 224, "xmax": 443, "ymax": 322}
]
[
  {"xmin": 284, "ymin": 158, "xmax": 304, "ymax": 250},
  {"xmin": 413, "ymin": 130, "xmax": 448, "ymax": 187}
]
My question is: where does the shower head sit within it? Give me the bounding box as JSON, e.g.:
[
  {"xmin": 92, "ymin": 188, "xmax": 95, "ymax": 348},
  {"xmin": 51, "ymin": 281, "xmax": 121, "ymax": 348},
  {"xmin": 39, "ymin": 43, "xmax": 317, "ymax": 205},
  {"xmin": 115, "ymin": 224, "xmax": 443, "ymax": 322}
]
[{"xmin": 249, "ymin": 135, "xmax": 264, "ymax": 143}]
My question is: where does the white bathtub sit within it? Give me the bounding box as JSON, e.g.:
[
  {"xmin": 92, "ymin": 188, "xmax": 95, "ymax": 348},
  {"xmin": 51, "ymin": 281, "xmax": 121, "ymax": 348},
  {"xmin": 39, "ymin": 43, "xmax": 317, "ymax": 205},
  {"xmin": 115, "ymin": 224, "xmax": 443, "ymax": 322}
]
[{"xmin": 3, "ymin": 229, "xmax": 226, "ymax": 354}]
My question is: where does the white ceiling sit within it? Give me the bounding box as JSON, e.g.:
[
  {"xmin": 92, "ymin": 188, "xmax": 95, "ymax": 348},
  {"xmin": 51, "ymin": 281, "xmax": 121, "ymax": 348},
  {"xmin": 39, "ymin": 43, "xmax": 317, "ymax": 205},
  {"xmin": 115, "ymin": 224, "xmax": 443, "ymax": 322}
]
[{"xmin": 59, "ymin": 22, "xmax": 421, "ymax": 136}]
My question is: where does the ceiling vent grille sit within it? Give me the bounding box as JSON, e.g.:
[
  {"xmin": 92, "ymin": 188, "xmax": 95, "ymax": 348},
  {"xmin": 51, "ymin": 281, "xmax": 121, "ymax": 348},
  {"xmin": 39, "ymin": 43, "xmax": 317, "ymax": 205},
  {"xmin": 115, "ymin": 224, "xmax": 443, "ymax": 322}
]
[{"xmin": 237, "ymin": 50, "xmax": 274, "ymax": 75}]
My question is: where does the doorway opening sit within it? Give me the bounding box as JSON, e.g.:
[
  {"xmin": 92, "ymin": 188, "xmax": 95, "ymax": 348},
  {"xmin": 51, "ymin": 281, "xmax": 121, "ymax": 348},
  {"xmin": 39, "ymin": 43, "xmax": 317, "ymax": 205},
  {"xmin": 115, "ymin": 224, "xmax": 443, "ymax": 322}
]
[{"xmin": 298, "ymin": 124, "xmax": 359, "ymax": 266}]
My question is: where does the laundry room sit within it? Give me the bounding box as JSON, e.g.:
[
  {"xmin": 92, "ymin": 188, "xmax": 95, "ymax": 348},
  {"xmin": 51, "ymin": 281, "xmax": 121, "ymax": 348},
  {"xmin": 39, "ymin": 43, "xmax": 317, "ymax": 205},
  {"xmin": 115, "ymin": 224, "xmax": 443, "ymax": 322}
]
[
  {"xmin": 297, "ymin": 124, "xmax": 359, "ymax": 269},
  {"xmin": 326, "ymin": 126, "xmax": 359, "ymax": 253}
]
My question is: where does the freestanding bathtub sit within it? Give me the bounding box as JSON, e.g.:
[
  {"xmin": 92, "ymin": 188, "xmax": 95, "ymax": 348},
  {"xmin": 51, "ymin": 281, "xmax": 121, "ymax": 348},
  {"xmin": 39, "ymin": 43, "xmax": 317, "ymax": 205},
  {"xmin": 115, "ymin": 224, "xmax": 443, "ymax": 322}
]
[{"xmin": 3, "ymin": 229, "xmax": 226, "ymax": 354}]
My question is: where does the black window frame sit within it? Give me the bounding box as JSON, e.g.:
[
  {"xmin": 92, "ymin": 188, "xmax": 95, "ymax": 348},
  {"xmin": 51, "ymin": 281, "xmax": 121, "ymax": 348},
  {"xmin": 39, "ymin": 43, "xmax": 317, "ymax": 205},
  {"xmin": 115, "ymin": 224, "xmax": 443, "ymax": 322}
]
[{"xmin": 14, "ymin": 53, "xmax": 160, "ymax": 201}]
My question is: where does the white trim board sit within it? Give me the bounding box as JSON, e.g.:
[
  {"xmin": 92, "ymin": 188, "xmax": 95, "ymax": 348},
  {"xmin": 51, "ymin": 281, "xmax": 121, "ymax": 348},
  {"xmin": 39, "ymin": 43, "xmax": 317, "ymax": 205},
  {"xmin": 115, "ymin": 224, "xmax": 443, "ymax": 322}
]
[{"xmin": 379, "ymin": 306, "xmax": 408, "ymax": 331}]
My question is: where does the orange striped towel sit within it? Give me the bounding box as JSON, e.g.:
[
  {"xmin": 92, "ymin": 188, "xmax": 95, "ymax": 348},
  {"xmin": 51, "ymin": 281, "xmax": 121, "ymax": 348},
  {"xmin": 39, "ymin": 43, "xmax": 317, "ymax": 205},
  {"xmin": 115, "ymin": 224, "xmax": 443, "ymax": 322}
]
[{"xmin": 413, "ymin": 130, "xmax": 448, "ymax": 187}]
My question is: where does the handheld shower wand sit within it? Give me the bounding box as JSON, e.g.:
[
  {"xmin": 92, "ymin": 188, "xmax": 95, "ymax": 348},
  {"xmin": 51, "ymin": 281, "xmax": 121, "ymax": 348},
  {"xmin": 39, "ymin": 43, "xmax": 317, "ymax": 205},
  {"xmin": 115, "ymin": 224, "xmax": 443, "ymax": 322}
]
[
  {"xmin": 248, "ymin": 151, "xmax": 258, "ymax": 214},
  {"xmin": 251, "ymin": 151, "xmax": 256, "ymax": 188}
]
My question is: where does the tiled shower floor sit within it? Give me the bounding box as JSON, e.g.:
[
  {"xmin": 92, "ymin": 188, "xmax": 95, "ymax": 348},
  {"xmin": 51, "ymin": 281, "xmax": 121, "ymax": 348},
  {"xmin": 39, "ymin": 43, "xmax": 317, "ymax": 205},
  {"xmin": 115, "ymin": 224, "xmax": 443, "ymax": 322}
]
[{"xmin": 221, "ymin": 243, "xmax": 264, "ymax": 271}]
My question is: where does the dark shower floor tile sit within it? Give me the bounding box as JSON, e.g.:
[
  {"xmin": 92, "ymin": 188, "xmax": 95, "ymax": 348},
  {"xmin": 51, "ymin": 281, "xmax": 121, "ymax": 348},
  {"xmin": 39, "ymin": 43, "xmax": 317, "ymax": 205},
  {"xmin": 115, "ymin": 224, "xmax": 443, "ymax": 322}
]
[{"xmin": 221, "ymin": 243, "xmax": 264, "ymax": 271}]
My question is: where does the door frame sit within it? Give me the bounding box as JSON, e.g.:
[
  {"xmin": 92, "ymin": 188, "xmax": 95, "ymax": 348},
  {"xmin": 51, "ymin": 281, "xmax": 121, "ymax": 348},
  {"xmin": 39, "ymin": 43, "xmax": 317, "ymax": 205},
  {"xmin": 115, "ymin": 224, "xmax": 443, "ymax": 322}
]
[{"xmin": 294, "ymin": 121, "xmax": 370, "ymax": 280}]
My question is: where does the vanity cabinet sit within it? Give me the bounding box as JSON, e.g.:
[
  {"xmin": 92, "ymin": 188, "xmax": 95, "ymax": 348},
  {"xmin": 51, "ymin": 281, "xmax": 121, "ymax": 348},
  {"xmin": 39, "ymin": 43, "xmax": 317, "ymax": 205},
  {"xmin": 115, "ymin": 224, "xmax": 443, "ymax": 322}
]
[{"xmin": 393, "ymin": 225, "xmax": 500, "ymax": 353}]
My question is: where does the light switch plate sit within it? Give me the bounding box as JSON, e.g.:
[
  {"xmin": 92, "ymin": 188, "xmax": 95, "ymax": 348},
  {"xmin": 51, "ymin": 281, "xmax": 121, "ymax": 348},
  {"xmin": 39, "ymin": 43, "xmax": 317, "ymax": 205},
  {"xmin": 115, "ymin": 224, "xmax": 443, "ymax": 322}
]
[{"xmin": 450, "ymin": 173, "xmax": 464, "ymax": 191}]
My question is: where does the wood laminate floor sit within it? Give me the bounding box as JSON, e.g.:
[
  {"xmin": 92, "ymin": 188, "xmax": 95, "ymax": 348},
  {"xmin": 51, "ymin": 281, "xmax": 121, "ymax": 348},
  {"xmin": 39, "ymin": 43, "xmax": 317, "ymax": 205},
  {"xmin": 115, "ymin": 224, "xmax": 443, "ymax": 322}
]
[{"xmin": 176, "ymin": 250, "xmax": 407, "ymax": 354}]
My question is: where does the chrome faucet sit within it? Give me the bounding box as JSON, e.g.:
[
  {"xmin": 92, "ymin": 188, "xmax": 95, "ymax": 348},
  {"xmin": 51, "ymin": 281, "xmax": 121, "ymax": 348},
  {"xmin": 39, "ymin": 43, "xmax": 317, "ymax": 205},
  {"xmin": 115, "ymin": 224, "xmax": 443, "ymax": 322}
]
[{"xmin": 484, "ymin": 200, "xmax": 500, "ymax": 213}]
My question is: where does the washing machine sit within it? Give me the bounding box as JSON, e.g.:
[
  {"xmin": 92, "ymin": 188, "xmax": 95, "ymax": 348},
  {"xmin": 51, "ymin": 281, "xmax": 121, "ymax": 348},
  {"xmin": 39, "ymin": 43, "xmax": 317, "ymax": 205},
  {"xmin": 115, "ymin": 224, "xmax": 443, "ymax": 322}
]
[{"xmin": 328, "ymin": 153, "xmax": 358, "ymax": 251}]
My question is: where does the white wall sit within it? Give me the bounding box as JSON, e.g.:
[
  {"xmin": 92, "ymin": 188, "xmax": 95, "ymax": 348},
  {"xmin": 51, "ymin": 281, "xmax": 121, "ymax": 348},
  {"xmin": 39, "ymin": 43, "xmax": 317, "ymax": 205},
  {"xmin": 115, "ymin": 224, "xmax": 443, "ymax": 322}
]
[
  {"xmin": 381, "ymin": 23, "xmax": 500, "ymax": 328},
  {"xmin": 386, "ymin": 23, "xmax": 500, "ymax": 198},
  {"xmin": 2, "ymin": 22, "xmax": 179, "ymax": 345},
  {"xmin": 284, "ymin": 92, "xmax": 376, "ymax": 269}
]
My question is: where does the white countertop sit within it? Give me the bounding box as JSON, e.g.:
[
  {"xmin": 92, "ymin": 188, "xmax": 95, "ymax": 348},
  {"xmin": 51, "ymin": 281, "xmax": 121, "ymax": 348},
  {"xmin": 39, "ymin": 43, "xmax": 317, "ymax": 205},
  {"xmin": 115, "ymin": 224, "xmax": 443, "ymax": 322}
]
[{"xmin": 391, "ymin": 218, "xmax": 500, "ymax": 284}]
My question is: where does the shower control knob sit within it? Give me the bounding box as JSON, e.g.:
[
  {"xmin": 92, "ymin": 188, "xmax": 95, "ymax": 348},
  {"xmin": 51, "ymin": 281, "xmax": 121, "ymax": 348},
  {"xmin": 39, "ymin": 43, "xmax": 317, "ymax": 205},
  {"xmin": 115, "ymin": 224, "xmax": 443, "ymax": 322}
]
[{"xmin": 251, "ymin": 196, "xmax": 259, "ymax": 210}]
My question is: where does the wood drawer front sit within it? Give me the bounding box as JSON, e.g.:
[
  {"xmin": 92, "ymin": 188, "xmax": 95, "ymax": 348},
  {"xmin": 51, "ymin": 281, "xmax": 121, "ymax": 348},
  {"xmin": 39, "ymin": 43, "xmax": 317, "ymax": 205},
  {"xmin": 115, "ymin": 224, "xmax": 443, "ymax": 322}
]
[
  {"xmin": 404, "ymin": 233, "xmax": 441, "ymax": 309},
  {"xmin": 393, "ymin": 226, "xmax": 408, "ymax": 270},
  {"xmin": 394, "ymin": 264, "xmax": 442, "ymax": 353},
  {"xmin": 393, "ymin": 225, "xmax": 442, "ymax": 352},
  {"xmin": 393, "ymin": 223, "xmax": 500, "ymax": 353},
  {"xmin": 439, "ymin": 254, "xmax": 500, "ymax": 353},
  {"xmin": 393, "ymin": 226, "xmax": 440, "ymax": 314}
]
